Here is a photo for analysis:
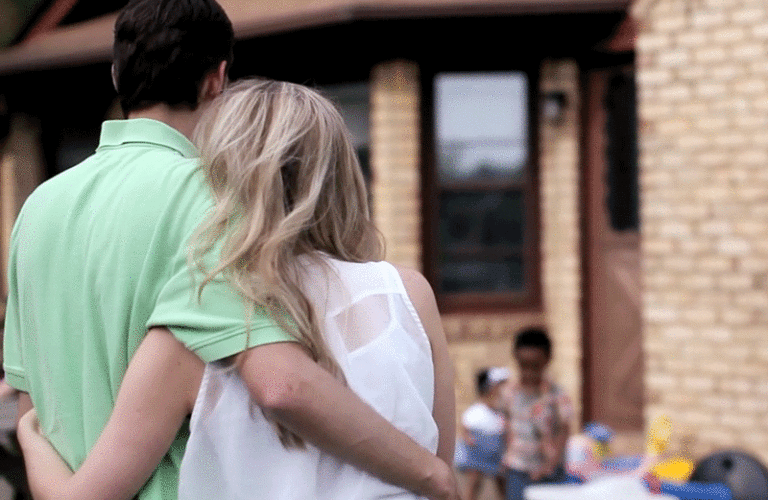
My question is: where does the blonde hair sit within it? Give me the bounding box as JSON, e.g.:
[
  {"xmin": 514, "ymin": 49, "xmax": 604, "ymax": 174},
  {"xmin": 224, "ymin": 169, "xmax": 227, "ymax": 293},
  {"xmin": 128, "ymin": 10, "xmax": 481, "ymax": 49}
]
[{"xmin": 191, "ymin": 78, "xmax": 384, "ymax": 446}]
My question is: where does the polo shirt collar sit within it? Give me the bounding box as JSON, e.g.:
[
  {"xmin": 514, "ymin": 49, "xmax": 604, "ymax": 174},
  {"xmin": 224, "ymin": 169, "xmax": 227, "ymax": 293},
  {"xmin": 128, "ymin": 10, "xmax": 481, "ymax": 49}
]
[{"xmin": 98, "ymin": 118, "xmax": 198, "ymax": 159}]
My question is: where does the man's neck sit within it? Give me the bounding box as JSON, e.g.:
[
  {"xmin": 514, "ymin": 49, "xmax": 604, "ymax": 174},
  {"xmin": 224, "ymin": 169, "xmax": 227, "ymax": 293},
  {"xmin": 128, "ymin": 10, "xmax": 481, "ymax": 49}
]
[{"xmin": 127, "ymin": 103, "xmax": 203, "ymax": 141}]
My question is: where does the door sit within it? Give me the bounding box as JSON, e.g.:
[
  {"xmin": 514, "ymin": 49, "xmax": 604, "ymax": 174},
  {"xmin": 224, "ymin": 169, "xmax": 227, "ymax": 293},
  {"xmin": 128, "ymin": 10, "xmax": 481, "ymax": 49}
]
[{"xmin": 583, "ymin": 66, "xmax": 643, "ymax": 431}]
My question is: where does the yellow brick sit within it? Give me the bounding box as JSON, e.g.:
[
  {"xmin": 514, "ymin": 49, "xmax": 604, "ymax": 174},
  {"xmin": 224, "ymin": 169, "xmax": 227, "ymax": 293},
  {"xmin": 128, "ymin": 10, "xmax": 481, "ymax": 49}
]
[
  {"xmin": 722, "ymin": 309, "xmax": 752, "ymax": 325},
  {"xmin": 733, "ymin": 78, "xmax": 768, "ymax": 94},
  {"xmin": 676, "ymin": 31, "xmax": 709, "ymax": 47},
  {"xmin": 711, "ymin": 64, "xmax": 742, "ymax": 81},
  {"xmin": 694, "ymin": 46, "xmax": 728, "ymax": 63},
  {"xmin": 659, "ymin": 84, "xmax": 693, "ymax": 100},
  {"xmin": 637, "ymin": 68, "xmax": 673, "ymax": 86},
  {"xmin": 752, "ymin": 22, "xmax": 768, "ymax": 38},
  {"xmin": 692, "ymin": 10, "xmax": 727, "ymax": 28},
  {"xmin": 713, "ymin": 27, "xmax": 747, "ymax": 43},
  {"xmin": 731, "ymin": 7, "xmax": 765, "ymax": 24},
  {"xmin": 732, "ymin": 42, "xmax": 765, "ymax": 60},
  {"xmin": 695, "ymin": 116, "xmax": 729, "ymax": 130},
  {"xmin": 653, "ymin": 15, "xmax": 687, "ymax": 32},
  {"xmin": 658, "ymin": 48, "xmax": 690, "ymax": 67},
  {"xmin": 717, "ymin": 274, "xmax": 753, "ymax": 290},
  {"xmin": 695, "ymin": 81, "xmax": 728, "ymax": 97}
]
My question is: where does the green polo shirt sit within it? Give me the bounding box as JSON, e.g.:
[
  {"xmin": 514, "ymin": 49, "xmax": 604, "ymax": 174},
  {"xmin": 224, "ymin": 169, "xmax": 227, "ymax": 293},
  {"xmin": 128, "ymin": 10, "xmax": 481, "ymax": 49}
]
[{"xmin": 3, "ymin": 118, "xmax": 292, "ymax": 499}]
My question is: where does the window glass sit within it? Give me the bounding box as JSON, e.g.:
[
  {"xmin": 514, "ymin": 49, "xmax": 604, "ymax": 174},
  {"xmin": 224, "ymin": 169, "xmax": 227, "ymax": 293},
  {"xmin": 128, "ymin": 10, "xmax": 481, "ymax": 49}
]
[
  {"xmin": 55, "ymin": 128, "xmax": 99, "ymax": 173},
  {"xmin": 439, "ymin": 191, "xmax": 524, "ymax": 249},
  {"xmin": 433, "ymin": 72, "xmax": 532, "ymax": 301},
  {"xmin": 605, "ymin": 72, "xmax": 639, "ymax": 231},
  {"xmin": 435, "ymin": 73, "xmax": 528, "ymax": 184},
  {"xmin": 322, "ymin": 82, "xmax": 371, "ymax": 183},
  {"xmin": 440, "ymin": 258, "xmax": 524, "ymax": 293}
]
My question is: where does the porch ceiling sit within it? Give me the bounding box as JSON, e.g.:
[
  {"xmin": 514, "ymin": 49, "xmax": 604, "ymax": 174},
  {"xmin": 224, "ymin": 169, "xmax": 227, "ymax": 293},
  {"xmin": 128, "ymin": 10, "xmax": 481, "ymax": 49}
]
[{"xmin": 0, "ymin": 0, "xmax": 630, "ymax": 75}]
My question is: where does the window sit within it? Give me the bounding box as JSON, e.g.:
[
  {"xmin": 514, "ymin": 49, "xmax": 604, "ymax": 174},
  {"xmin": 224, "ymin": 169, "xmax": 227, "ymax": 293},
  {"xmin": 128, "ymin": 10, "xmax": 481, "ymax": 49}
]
[
  {"xmin": 320, "ymin": 82, "xmax": 371, "ymax": 185},
  {"xmin": 430, "ymin": 71, "xmax": 539, "ymax": 310},
  {"xmin": 55, "ymin": 128, "xmax": 99, "ymax": 173},
  {"xmin": 605, "ymin": 71, "xmax": 639, "ymax": 232}
]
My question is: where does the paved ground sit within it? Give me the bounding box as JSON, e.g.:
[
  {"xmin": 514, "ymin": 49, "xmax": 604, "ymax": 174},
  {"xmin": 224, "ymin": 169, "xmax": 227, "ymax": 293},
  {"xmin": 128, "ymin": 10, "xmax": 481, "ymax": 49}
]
[
  {"xmin": 0, "ymin": 398, "xmax": 21, "ymax": 500},
  {"xmin": 0, "ymin": 470, "xmax": 503, "ymax": 500},
  {"xmin": 0, "ymin": 395, "xmax": 646, "ymax": 500},
  {"xmin": 456, "ymin": 471, "xmax": 506, "ymax": 500}
]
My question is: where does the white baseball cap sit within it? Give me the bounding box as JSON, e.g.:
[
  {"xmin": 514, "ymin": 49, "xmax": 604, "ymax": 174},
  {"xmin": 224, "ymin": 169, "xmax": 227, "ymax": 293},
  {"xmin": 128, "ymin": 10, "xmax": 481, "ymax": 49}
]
[{"xmin": 487, "ymin": 367, "xmax": 510, "ymax": 385}]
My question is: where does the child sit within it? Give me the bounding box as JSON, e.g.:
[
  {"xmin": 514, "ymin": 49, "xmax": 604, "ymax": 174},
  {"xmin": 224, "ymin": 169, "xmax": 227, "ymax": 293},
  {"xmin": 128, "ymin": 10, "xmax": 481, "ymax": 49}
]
[
  {"xmin": 565, "ymin": 422, "xmax": 614, "ymax": 481},
  {"xmin": 500, "ymin": 327, "xmax": 573, "ymax": 500},
  {"xmin": 456, "ymin": 367, "xmax": 509, "ymax": 500}
]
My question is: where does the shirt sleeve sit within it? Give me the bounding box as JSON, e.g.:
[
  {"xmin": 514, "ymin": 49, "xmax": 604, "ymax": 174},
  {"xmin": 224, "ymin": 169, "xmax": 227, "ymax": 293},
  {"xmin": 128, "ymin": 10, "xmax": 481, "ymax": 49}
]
[
  {"xmin": 146, "ymin": 198, "xmax": 294, "ymax": 362},
  {"xmin": 3, "ymin": 218, "xmax": 28, "ymax": 392},
  {"xmin": 147, "ymin": 269, "xmax": 294, "ymax": 362}
]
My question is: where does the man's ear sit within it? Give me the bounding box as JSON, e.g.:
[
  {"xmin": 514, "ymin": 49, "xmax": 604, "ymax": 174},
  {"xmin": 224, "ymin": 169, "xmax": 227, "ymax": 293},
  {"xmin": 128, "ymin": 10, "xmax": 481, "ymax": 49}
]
[
  {"xmin": 199, "ymin": 61, "xmax": 228, "ymax": 102},
  {"xmin": 111, "ymin": 64, "xmax": 119, "ymax": 92}
]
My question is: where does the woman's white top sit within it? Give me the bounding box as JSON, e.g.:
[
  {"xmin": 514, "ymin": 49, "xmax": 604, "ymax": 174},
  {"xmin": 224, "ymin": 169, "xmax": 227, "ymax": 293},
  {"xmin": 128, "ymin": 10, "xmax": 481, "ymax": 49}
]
[{"xmin": 178, "ymin": 256, "xmax": 438, "ymax": 500}]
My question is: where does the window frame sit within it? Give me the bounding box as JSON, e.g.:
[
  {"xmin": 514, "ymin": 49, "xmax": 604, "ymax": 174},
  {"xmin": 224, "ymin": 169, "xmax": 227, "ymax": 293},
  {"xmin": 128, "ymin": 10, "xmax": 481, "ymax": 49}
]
[{"xmin": 421, "ymin": 64, "xmax": 542, "ymax": 313}]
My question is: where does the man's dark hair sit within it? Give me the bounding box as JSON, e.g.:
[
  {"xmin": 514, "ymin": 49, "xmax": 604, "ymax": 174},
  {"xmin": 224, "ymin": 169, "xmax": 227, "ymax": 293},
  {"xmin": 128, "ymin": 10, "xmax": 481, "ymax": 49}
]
[
  {"xmin": 113, "ymin": 0, "xmax": 234, "ymax": 114},
  {"xmin": 513, "ymin": 327, "xmax": 552, "ymax": 358}
]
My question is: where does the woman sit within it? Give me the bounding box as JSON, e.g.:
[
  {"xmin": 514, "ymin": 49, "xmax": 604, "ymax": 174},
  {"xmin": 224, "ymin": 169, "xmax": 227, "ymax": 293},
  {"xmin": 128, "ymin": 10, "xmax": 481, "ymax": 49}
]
[{"xmin": 17, "ymin": 79, "xmax": 455, "ymax": 500}]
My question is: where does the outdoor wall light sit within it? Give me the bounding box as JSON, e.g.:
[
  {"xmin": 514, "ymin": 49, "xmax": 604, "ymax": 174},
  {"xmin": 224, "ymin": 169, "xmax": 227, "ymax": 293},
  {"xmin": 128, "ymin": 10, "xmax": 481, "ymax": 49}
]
[{"xmin": 543, "ymin": 90, "xmax": 568, "ymax": 125}]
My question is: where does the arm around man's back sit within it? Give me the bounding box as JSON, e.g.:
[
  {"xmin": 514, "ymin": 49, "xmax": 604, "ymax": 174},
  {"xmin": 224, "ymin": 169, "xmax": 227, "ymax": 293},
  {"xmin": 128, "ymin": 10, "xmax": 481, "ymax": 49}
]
[{"xmin": 236, "ymin": 342, "xmax": 460, "ymax": 500}]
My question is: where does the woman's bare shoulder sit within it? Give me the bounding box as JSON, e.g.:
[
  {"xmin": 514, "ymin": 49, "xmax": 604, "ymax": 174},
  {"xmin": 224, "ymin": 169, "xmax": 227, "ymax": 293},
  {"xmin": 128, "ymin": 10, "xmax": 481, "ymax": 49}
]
[
  {"xmin": 390, "ymin": 264, "xmax": 442, "ymax": 340},
  {"xmin": 390, "ymin": 264, "xmax": 434, "ymax": 302}
]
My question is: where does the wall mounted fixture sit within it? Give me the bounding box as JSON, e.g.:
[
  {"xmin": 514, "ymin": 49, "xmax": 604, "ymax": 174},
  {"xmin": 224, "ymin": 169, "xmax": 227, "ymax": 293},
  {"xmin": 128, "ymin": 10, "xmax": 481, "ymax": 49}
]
[{"xmin": 543, "ymin": 90, "xmax": 568, "ymax": 125}]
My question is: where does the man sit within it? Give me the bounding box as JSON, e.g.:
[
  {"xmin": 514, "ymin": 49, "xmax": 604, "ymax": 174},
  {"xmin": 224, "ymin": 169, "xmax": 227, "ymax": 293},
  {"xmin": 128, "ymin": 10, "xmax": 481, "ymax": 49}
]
[{"xmin": 2, "ymin": 1, "xmax": 458, "ymax": 499}]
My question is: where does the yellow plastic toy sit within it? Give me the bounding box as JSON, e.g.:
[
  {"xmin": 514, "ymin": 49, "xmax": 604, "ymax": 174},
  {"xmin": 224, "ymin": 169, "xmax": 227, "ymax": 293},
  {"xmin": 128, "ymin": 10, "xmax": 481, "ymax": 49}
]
[
  {"xmin": 646, "ymin": 414, "xmax": 672, "ymax": 457},
  {"xmin": 645, "ymin": 415, "xmax": 694, "ymax": 482},
  {"xmin": 651, "ymin": 458, "xmax": 695, "ymax": 482}
]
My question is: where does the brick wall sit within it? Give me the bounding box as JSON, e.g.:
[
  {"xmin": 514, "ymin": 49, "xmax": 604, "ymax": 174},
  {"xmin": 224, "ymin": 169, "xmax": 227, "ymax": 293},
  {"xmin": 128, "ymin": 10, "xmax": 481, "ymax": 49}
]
[
  {"xmin": 0, "ymin": 114, "xmax": 44, "ymax": 362},
  {"xmin": 538, "ymin": 59, "xmax": 583, "ymax": 429},
  {"xmin": 0, "ymin": 114, "xmax": 44, "ymax": 299},
  {"xmin": 370, "ymin": 60, "xmax": 422, "ymax": 270},
  {"xmin": 633, "ymin": 0, "xmax": 768, "ymax": 462}
]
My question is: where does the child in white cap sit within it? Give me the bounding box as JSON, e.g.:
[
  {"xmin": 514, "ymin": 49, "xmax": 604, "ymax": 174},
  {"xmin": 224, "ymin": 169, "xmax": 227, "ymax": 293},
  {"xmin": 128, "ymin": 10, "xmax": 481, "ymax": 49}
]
[{"xmin": 456, "ymin": 367, "xmax": 510, "ymax": 500}]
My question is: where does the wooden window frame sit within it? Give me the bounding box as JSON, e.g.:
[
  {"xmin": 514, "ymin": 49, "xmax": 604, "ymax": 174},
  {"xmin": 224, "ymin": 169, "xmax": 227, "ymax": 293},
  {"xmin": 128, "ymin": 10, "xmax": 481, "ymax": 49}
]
[{"xmin": 422, "ymin": 65, "xmax": 542, "ymax": 314}]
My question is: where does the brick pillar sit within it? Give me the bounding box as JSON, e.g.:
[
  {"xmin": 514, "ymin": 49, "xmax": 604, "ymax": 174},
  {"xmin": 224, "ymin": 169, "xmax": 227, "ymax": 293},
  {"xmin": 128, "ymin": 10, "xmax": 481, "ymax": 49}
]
[
  {"xmin": 539, "ymin": 59, "xmax": 583, "ymax": 429},
  {"xmin": 0, "ymin": 114, "xmax": 44, "ymax": 361},
  {"xmin": 370, "ymin": 60, "xmax": 422, "ymax": 270},
  {"xmin": 1, "ymin": 114, "xmax": 44, "ymax": 296},
  {"xmin": 634, "ymin": 0, "xmax": 768, "ymax": 462}
]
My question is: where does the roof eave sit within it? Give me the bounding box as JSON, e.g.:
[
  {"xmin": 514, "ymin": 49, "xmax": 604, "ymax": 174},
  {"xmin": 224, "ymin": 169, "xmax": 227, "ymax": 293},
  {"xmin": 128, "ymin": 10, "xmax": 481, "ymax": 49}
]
[{"xmin": 0, "ymin": 0, "xmax": 631, "ymax": 76}]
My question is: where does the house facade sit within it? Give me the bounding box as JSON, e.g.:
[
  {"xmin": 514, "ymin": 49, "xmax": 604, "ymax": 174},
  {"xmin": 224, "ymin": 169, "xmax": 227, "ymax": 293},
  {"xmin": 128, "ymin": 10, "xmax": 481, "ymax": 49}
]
[
  {"xmin": 633, "ymin": 0, "xmax": 768, "ymax": 463},
  {"xmin": 0, "ymin": 0, "xmax": 766, "ymax": 465}
]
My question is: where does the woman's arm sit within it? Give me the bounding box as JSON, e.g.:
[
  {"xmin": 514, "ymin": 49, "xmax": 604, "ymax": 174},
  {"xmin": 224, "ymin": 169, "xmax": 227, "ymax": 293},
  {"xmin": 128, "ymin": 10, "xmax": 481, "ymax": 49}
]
[
  {"xmin": 233, "ymin": 266, "xmax": 459, "ymax": 500},
  {"xmin": 396, "ymin": 265, "xmax": 456, "ymax": 466},
  {"xmin": 17, "ymin": 328, "xmax": 203, "ymax": 500},
  {"xmin": 236, "ymin": 341, "xmax": 459, "ymax": 500}
]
